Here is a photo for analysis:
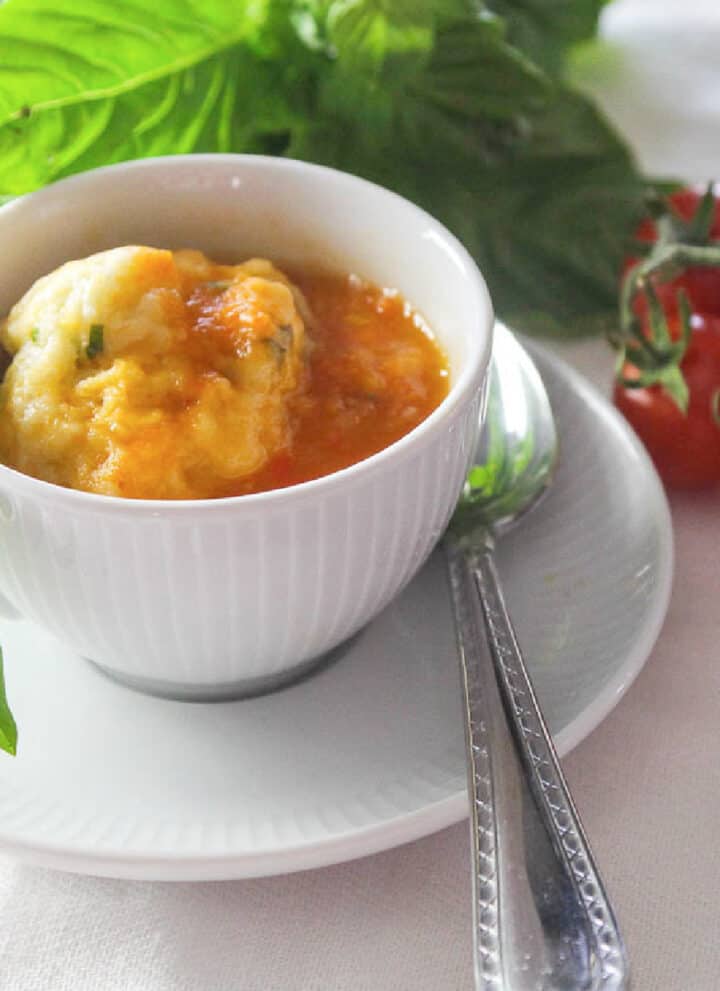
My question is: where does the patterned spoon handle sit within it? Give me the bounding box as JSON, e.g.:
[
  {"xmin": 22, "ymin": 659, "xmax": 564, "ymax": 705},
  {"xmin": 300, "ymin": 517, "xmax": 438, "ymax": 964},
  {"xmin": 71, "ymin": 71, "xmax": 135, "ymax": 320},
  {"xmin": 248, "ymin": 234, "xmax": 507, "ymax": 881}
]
[{"xmin": 446, "ymin": 539, "xmax": 628, "ymax": 991}]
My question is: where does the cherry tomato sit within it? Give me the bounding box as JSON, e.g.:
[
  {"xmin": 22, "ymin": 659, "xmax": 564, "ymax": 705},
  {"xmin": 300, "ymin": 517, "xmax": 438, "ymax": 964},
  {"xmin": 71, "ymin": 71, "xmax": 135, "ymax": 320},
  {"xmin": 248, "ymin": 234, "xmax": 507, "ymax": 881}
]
[
  {"xmin": 626, "ymin": 187, "xmax": 720, "ymax": 318},
  {"xmin": 614, "ymin": 313, "xmax": 720, "ymax": 488},
  {"xmin": 673, "ymin": 268, "xmax": 720, "ymax": 317},
  {"xmin": 634, "ymin": 188, "xmax": 720, "ymax": 243}
]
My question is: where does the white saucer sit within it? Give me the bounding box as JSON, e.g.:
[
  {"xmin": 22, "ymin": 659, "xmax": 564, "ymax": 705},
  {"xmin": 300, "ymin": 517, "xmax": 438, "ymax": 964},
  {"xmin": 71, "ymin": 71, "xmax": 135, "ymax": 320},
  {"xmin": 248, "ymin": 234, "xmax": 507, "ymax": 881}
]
[{"xmin": 0, "ymin": 342, "xmax": 673, "ymax": 880}]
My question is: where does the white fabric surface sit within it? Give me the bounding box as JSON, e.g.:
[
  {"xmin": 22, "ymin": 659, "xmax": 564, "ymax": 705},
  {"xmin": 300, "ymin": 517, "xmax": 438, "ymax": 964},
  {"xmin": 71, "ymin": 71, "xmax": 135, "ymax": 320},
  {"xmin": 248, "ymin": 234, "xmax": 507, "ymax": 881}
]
[
  {"xmin": 2, "ymin": 2, "xmax": 720, "ymax": 989},
  {"xmin": 3, "ymin": 485, "xmax": 718, "ymax": 991}
]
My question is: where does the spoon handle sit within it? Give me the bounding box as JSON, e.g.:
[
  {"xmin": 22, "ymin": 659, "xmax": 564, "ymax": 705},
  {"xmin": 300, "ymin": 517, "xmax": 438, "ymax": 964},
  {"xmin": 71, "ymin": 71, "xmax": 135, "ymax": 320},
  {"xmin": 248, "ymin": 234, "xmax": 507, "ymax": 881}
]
[{"xmin": 446, "ymin": 540, "xmax": 628, "ymax": 991}]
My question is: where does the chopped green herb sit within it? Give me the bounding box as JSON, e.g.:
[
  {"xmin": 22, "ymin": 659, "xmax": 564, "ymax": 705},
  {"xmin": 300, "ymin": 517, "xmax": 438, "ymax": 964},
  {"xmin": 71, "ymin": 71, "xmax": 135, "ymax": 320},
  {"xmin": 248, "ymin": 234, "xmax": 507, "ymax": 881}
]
[
  {"xmin": 205, "ymin": 280, "xmax": 231, "ymax": 293},
  {"xmin": 0, "ymin": 646, "xmax": 17, "ymax": 757},
  {"xmin": 265, "ymin": 324, "xmax": 293, "ymax": 365},
  {"xmin": 30, "ymin": 326, "xmax": 39, "ymax": 343},
  {"xmin": 278, "ymin": 325, "xmax": 293, "ymax": 351},
  {"xmin": 86, "ymin": 324, "xmax": 104, "ymax": 359}
]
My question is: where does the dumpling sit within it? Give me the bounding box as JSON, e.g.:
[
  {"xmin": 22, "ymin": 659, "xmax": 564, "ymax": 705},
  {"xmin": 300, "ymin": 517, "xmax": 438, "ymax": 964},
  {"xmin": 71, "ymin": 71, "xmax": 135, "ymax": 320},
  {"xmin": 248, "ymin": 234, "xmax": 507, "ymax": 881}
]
[{"xmin": 0, "ymin": 245, "xmax": 309, "ymax": 498}]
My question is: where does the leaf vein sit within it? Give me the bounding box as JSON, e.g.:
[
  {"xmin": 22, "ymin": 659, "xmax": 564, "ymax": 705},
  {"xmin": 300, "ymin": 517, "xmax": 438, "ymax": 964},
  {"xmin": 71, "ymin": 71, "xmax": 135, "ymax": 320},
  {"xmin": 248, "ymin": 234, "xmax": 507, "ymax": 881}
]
[{"xmin": 0, "ymin": 35, "xmax": 248, "ymax": 126}]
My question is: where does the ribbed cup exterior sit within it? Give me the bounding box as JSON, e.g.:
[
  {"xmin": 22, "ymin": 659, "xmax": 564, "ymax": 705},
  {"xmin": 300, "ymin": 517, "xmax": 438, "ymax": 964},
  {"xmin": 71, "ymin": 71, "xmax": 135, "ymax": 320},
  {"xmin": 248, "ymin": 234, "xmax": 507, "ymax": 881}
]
[
  {"xmin": 0, "ymin": 154, "xmax": 493, "ymax": 697},
  {"xmin": 0, "ymin": 391, "xmax": 481, "ymax": 694}
]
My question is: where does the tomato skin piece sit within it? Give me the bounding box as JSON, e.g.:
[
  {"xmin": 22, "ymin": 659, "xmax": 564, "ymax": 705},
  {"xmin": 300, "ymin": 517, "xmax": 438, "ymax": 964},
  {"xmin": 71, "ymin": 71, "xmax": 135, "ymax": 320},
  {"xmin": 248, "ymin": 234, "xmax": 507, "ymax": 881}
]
[
  {"xmin": 614, "ymin": 385, "xmax": 720, "ymax": 488},
  {"xmin": 673, "ymin": 268, "xmax": 720, "ymax": 316},
  {"xmin": 613, "ymin": 315, "xmax": 720, "ymax": 489}
]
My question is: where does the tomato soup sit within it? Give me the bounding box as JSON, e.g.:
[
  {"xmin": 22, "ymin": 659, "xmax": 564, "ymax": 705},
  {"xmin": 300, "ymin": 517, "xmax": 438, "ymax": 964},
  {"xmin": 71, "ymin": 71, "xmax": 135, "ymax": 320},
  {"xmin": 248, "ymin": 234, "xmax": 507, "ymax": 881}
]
[
  {"xmin": 0, "ymin": 248, "xmax": 448, "ymax": 499},
  {"xmin": 226, "ymin": 272, "xmax": 449, "ymax": 495}
]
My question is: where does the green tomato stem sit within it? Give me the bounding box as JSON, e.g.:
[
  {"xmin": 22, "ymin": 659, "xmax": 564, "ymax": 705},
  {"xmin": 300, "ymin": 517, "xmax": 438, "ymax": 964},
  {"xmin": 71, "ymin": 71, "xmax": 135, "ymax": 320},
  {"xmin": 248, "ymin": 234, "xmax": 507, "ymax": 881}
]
[{"xmin": 617, "ymin": 239, "xmax": 720, "ymax": 411}]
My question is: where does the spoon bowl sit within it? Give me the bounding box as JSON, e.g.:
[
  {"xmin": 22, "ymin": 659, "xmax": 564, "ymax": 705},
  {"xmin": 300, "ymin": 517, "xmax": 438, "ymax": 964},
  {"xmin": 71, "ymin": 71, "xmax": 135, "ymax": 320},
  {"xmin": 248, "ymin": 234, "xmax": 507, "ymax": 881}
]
[{"xmin": 452, "ymin": 324, "xmax": 558, "ymax": 537}]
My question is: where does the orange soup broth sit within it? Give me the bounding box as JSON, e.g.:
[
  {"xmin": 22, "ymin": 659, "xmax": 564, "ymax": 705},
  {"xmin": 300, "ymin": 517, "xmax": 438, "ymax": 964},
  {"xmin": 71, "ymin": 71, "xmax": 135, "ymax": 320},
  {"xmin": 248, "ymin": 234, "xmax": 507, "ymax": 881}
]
[{"xmin": 225, "ymin": 272, "xmax": 449, "ymax": 495}]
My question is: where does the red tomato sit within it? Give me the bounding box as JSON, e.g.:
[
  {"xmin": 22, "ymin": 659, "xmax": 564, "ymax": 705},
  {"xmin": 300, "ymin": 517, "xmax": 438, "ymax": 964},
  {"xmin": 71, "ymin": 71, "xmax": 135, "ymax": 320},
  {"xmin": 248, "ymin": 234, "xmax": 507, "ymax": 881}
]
[
  {"xmin": 614, "ymin": 314, "xmax": 720, "ymax": 488},
  {"xmin": 673, "ymin": 268, "xmax": 720, "ymax": 316},
  {"xmin": 627, "ymin": 187, "xmax": 720, "ymax": 318},
  {"xmin": 634, "ymin": 188, "xmax": 720, "ymax": 243}
]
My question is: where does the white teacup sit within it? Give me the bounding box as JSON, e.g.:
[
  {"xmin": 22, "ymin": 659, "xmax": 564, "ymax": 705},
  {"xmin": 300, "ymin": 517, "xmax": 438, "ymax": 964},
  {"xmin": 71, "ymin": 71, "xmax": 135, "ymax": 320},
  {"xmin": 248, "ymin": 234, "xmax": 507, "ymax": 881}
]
[{"xmin": 0, "ymin": 155, "xmax": 493, "ymax": 699}]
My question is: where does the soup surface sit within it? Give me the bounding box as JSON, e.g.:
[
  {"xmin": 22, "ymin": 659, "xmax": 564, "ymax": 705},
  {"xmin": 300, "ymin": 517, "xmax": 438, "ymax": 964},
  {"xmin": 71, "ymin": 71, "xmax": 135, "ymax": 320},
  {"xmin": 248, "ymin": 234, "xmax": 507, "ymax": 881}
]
[
  {"xmin": 229, "ymin": 270, "xmax": 449, "ymax": 495},
  {"xmin": 0, "ymin": 247, "xmax": 448, "ymax": 499}
]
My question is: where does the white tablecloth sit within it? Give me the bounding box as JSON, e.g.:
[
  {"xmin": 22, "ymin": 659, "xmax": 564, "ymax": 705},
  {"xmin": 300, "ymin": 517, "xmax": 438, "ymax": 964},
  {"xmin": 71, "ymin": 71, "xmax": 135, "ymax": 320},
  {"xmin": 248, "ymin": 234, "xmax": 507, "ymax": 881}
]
[{"xmin": 2, "ymin": 2, "xmax": 719, "ymax": 988}]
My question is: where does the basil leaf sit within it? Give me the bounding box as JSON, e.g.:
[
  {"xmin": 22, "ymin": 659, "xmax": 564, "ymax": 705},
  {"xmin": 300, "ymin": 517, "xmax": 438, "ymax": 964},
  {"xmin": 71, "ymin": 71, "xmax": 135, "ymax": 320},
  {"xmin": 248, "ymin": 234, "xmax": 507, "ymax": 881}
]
[
  {"xmin": 0, "ymin": 0, "xmax": 282, "ymax": 193},
  {"xmin": 326, "ymin": 0, "xmax": 435, "ymax": 69},
  {"xmin": 315, "ymin": 7, "xmax": 549, "ymax": 126},
  {"xmin": 485, "ymin": 0, "xmax": 609, "ymax": 76},
  {"xmin": 0, "ymin": 0, "xmax": 647, "ymax": 337},
  {"xmin": 0, "ymin": 0, "xmax": 259, "ymax": 119},
  {"xmin": 289, "ymin": 11, "xmax": 645, "ymax": 337},
  {"xmin": 0, "ymin": 647, "xmax": 17, "ymax": 757},
  {"xmin": 447, "ymin": 90, "xmax": 647, "ymax": 337},
  {"xmin": 289, "ymin": 12, "xmax": 551, "ymax": 181}
]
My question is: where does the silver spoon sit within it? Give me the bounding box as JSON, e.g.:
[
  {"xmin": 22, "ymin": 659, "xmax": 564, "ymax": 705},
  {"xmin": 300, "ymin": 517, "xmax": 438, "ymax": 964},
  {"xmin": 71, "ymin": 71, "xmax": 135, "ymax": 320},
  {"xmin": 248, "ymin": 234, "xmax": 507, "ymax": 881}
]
[{"xmin": 444, "ymin": 323, "xmax": 628, "ymax": 991}]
